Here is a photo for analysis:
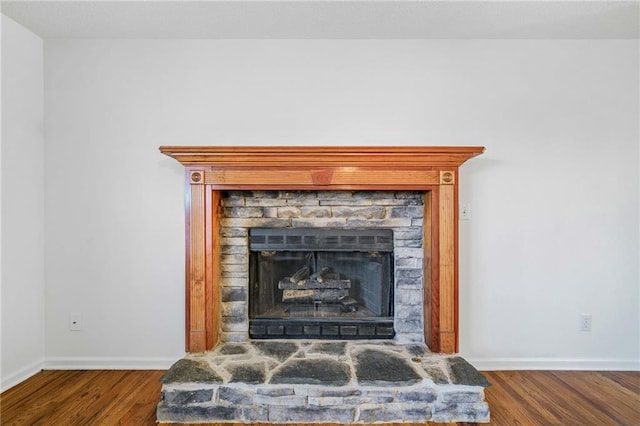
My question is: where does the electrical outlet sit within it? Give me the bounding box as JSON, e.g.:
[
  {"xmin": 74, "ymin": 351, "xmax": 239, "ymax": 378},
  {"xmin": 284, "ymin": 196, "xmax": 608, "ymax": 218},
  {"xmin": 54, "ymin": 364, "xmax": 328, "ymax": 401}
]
[
  {"xmin": 69, "ymin": 313, "xmax": 82, "ymax": 331},
  {"xmin": 460, "ymin": 203, "xmax": 471, "ymax": 221},
  {"xmin": 579, "ymin": 314, "xmax": 592, "ymax": 332}
]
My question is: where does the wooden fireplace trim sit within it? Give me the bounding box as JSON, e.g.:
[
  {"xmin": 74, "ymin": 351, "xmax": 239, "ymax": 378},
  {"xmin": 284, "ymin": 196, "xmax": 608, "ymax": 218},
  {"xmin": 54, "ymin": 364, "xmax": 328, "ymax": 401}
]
[{"xmin": 160, "ymin": 146, "xmax": 484, "ymax": 354}]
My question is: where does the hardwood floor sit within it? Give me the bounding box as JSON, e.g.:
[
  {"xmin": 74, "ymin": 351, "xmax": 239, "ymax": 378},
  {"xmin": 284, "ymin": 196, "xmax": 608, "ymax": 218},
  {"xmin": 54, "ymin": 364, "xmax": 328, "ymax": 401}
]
[
  {"xmin": 0, "ymin": 370, "xmax": 163, "ymax": 425},
  {"xmin": 485, "ymin": 371, "xmax": 639, "ymax": 425},
  {"xmin": 1, "ymin": 370, "xmax": 638, "ymax": 425}
]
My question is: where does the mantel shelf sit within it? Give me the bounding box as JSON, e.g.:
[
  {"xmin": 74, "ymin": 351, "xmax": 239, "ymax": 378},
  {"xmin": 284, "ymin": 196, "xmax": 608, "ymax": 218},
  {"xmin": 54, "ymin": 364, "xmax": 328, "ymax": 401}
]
[{"xmin": 159, "ymin": 146, "xmax": 485, "ymax": 168}]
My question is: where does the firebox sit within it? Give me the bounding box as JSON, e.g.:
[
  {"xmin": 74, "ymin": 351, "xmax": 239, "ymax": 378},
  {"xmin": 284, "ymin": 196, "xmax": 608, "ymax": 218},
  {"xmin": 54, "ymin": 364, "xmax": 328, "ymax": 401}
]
[{"xmin": 248, "ymin": 228, "xmax": 394, "ymax": 339}]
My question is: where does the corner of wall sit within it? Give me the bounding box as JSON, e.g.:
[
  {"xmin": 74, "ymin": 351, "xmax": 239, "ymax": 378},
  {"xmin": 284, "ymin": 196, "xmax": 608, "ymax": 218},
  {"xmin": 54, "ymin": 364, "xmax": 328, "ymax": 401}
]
[
  {"xmin": 1, "ymin": 13, "xmax": 46, "ymax": 392},
  {"xmin": 0, "ymin": 359, "xmax": 44, "ymax": 392}
]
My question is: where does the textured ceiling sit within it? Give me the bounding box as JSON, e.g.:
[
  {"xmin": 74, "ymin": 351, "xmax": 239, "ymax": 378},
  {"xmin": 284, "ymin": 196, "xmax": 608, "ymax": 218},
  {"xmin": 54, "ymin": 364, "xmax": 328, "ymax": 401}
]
[{"xmin": 1, "ymin": 0, "xmax": 638, "ymax": 39}]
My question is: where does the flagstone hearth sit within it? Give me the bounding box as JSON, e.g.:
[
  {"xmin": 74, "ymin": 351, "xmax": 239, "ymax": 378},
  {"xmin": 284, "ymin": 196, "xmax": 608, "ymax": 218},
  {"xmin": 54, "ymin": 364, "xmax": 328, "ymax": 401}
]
[{"xmin": 158, "ymin": 340, "xmax": 490, "ymax": 424}]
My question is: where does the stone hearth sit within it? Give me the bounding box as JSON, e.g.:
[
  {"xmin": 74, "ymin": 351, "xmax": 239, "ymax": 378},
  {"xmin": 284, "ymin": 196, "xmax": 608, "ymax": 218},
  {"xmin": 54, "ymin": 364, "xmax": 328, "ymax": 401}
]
[{"xmin": 158, "ymin": 341, "xmax": 490, "ymax": 424}]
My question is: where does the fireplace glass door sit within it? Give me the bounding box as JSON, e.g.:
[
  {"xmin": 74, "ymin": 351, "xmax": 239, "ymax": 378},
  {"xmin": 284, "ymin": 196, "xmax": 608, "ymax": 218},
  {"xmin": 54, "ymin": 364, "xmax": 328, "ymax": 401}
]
[{"xmin": 249, "ymin": 228, "xmax": 394, "ymax": 339}]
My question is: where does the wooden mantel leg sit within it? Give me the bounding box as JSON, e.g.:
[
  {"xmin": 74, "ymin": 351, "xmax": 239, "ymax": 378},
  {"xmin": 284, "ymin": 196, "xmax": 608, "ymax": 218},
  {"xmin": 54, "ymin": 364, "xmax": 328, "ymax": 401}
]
[
  {"xmin": 438, "ymin": 170, "xmax": 458, "ymax": 353},
  {"xmin": 186, "ymin": 173, "xmax": 206, "ymax": 352},
  {"xmin": 185, "ymin": 170, "xmax": 219, "ymax": 353}
]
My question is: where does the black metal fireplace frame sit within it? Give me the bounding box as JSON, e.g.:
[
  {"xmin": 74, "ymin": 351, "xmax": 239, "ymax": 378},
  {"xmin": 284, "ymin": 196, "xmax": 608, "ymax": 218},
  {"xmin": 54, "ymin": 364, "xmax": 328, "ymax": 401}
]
[{"xmin": 248, "ymin": 228, "xmax": 395, "ymax": 339}]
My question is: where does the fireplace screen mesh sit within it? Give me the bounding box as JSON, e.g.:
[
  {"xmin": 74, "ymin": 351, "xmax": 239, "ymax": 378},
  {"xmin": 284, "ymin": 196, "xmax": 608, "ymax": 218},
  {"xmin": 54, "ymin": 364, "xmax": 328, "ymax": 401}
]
[{"xmin": 249, "ymin": 228, "xmax": 394, "ymax": 339}]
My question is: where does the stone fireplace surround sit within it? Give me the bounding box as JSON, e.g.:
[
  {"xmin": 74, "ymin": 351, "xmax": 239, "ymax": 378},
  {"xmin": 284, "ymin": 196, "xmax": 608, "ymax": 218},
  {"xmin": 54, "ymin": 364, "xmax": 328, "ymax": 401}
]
[
  {"xmin": 158, "ymin": 146, "xmax": 487, "ymax": 423},
  {"xmin": 221, "ymin": 189, "xmax": 425, "ymax": 343}
]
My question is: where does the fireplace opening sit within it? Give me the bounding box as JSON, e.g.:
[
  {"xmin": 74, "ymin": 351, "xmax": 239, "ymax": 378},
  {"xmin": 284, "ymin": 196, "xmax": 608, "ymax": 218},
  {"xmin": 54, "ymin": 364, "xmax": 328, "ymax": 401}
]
[{"xmin": 248, "ymin": 228, "xmax": 394, "ymax": 339}]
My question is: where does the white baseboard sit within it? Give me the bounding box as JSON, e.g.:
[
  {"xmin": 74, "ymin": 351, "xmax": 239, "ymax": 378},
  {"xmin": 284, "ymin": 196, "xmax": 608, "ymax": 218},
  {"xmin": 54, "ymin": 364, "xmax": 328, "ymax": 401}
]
[
  {"xmin": 8, "ymin": 356, "xmax": 637, "ymax": 389},
  {"xmin": 465, "ymin": 357, "xmax": 640, "ymax": 371},
  {"xmin": 1, "ymin": 359, "xmax": 44, "ymax": 392},
  {"xmin": 44, "ymin": 356, "xmax": 182, "ymax": 370}
]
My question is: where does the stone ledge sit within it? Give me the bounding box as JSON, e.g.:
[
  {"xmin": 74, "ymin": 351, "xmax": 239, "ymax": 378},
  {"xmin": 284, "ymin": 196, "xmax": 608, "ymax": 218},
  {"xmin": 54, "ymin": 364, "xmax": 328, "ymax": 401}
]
[{"xmin": 158, "ymin": 340, "xmax": 490, "ymax": 424}]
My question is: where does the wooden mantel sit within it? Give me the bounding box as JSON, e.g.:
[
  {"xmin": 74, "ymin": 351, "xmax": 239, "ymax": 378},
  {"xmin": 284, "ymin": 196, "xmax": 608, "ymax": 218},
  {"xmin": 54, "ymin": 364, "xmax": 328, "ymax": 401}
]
[{"xmin": 160, "ymin": 146, "xmax": 484, "ymax": 354}]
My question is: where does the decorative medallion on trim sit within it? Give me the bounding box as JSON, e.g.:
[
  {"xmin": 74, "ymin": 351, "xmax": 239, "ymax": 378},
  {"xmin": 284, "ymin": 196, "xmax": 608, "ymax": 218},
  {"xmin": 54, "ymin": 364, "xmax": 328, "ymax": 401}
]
[
  {"xmin": 440, "ymin": 171, "xmax": 455, "ymax": 185},
  {"xmin": 311, "ymin": 169, "xmax": 334, "ymax": 186},
  {"xmin": 190, "ymin": 171, "xmax": 204, "ymax": 184}
]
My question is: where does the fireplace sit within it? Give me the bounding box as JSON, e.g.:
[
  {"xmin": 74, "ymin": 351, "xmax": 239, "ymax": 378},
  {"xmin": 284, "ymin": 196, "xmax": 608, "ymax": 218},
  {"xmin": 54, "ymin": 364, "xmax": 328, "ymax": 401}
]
[
  {"xmin": 249, "ymin": 227, "xmax": 395, "ymax": 339},
  {"xmin": 158, "ymin": 146, "xmax": 491, "ymax": 424},
  {"xmin": 159, "ymin": 146, "xmax": 484, "ymax": 353}
]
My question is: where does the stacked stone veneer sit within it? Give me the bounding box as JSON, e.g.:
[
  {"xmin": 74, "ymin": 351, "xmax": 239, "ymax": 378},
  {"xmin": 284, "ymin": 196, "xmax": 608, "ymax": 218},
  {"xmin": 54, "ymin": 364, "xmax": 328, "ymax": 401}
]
[
  {"xmin": 158, "ymin": 341, "xmax": 491, "ymax": 424},
  {"xmin": 220, "ymin": 191, "xmax": 425, "ymax": 343}
]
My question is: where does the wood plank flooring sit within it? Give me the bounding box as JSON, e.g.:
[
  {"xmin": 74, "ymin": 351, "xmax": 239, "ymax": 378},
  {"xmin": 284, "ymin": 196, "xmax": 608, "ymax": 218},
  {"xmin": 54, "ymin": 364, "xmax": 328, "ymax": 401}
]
[{"xmin": 1, "ymin": 370, "xmax": 638, "ymax": 425}]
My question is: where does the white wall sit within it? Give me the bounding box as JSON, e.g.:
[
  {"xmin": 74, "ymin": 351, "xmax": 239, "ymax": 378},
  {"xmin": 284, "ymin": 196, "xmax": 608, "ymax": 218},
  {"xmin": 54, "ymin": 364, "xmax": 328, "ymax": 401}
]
[
  {"xmin": 43, "ymin": 39, "xmax": 639, "ymax": 370},
  {"xmin": 1, "ymin": 15, "xmax": 45, "ymax": 389}
]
